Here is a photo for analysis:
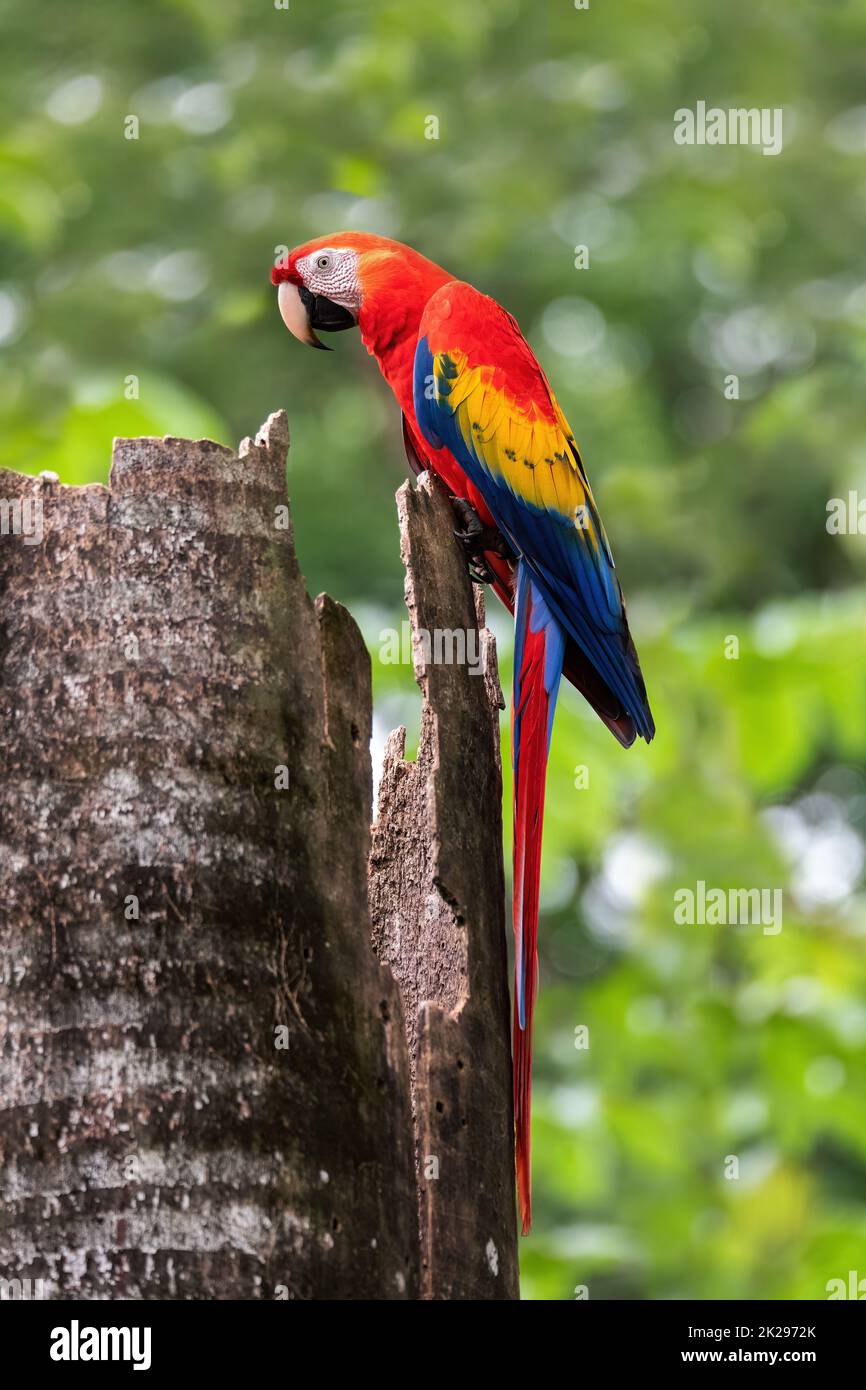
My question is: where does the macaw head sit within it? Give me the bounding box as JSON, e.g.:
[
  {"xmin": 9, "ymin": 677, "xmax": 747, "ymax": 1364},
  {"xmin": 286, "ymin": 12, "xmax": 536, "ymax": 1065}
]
[{"xmin": 271, "ymin": 231, "xmax": 450, "ymax": 351}]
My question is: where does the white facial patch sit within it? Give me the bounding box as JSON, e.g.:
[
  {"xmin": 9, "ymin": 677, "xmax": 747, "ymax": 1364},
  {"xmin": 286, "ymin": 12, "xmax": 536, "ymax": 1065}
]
[{"xmin": 297, "ymin": 247, "xmax": 361, "ymax": 313}]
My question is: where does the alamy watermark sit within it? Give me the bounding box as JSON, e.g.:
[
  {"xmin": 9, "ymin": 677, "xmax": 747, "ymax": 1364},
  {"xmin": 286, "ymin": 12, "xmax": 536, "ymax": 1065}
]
[
  {"xmin": 379, "ymin": 621, "xmax": 484, "ymax": 676},
  {"xmin": 0, "ymin": 495, "xmax": 43, "ymax": 545},
  {"xmin": 0, "ymin": 1276, "xmax": 46, "ymax": 1300},
  {"xmin": 674, "ymin": 880, "xmax": 783, "ymax": 935},
  {"xmin": 674, "ymin": 102, "xmax": 783, "ymax": 157},
  {"xmin": 826, "ymin": 1270, "xmax": 866, "ymax": 1299},
  {"xmin": 826, "ymin": 491, "xmax": 866, "ymax": 535},
  {"xmin": 50, "ymin": 1320, "xmax": 151, "ymax": 1370}
]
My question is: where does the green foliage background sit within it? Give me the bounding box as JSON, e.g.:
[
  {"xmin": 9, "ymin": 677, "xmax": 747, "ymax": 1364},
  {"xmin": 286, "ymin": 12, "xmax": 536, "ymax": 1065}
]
[{"xmin": 2, "ymin": 0, "xmax": 865, "ymax": 1299}]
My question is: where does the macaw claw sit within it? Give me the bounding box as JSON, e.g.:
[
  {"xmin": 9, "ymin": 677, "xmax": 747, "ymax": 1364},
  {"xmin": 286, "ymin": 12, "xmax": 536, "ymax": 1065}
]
[{"xmin": 452, "ymin": 498, "xmax": 512, "ymax": 583}]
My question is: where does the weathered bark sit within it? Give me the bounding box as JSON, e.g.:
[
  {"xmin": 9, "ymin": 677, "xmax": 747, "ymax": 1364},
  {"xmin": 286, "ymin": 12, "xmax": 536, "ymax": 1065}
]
[
  {"xmin": 369, "ymin": 472, "xmax": 520, "ymax": 1300},
  {"xmin": 0, "ymin": 414, "xmax": 419, "ymax": 1300},
  {"xmin": 0, "ymin": 420, "xmax": 519, "ymax": 1301}
]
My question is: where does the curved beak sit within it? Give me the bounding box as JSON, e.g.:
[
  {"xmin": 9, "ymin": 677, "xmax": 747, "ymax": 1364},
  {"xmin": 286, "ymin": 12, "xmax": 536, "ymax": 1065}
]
[{"xmin": 277, "ymin": 281, "xmax": 356, "ymax": 352}]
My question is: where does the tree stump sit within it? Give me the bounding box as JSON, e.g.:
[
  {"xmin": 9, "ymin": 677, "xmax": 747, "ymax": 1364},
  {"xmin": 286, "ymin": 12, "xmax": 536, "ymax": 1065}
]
[
  {"xmin": 0, "ymin": 417, "xmax": 518, "ymax": 1300},
  {"xmin": 369, "ymin": 473, "xmax": 520, "ymax": 1300}
]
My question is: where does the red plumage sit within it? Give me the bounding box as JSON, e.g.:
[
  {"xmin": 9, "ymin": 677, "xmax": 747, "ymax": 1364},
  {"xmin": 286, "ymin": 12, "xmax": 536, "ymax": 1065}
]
[
  {"xmin": 511, "ymin": 591, "xmax": 552, "ymax": 1234},
  {"xmin": 274, "ymin": 232, "xmax": 654, "ymax": 1237}
]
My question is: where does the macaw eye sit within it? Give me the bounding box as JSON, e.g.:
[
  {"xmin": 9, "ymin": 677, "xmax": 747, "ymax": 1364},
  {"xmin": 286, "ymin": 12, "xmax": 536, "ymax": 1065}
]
[{"xmin": 316, "ymin": 253, "xmax": 333, "ymax": 272}]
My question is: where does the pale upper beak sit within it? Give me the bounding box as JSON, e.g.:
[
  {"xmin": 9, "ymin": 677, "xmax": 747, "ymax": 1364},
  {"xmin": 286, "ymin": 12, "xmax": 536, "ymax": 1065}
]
[
  {"xmin": 277, "ymin": 279, "xmax": 358, "ymax": 351},
  {"xmin": 278, "ymin": 281, "xmax": 327, "ymax": 351}
]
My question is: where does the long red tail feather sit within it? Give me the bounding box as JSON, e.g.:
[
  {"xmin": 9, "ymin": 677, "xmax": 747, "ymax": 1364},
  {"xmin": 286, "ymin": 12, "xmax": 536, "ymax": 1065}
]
[{"xmin": 512, "ymin": 565, "xmax": 564, "ymax": 1234}]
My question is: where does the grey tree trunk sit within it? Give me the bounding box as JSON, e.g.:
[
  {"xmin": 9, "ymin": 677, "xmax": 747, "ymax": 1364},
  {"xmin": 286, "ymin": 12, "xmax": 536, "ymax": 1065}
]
[
  {"xmin": 370, "ymin": 475, "xmax": 520, "ymax": 1299},
  {"xmin": 0, "ymin": 415, "xmax": 518, "ymax": 1300}
]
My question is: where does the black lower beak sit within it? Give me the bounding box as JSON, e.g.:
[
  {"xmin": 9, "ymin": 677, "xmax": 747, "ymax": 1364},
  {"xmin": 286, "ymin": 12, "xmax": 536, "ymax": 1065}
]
[{"xmin": 299, "ymin": 286, "xmax": 356, "ymax": 349}]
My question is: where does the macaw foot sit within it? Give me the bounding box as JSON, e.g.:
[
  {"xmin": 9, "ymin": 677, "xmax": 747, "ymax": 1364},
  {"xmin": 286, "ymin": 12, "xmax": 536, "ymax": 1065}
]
[{"xmin": 452, "ymin": 498, "xmax": 513, "ymax": 584}]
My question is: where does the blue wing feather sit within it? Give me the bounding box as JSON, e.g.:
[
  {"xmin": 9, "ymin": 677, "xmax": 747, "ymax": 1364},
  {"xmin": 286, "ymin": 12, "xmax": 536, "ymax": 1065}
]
[{"xmin": 414, "ymin": 335, "xmax": 654, "ymax": 740}]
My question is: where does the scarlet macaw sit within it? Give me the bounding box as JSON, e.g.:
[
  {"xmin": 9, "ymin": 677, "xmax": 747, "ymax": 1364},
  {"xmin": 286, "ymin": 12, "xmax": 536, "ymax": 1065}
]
[{"xmin": 272, "ymin": 233, "xmax": 654, "ymax": 1232}]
